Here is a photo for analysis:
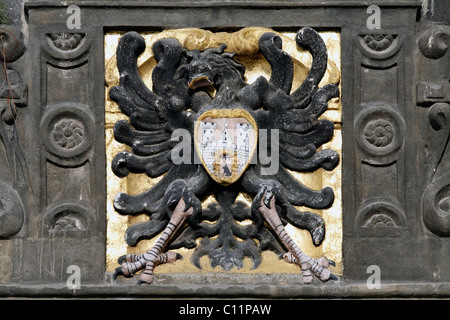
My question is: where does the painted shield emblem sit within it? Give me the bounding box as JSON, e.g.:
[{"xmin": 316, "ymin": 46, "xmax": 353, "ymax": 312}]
[{"xmin": 194, "ymin": 109, "xmax": 258, "ymax": 185}]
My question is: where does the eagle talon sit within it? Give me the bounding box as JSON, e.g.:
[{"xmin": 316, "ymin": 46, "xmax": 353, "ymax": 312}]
[
  {"xmin": 112, "ymin": 266, "xmax": 125, "ymax": 281},
  {"xmin": 310, "ymin": 224, "xmax": 325, "ymax": 246},
  {"xmin": 328, "ymin": 274, "xmax": 338, "ymax": 281},
  {"xmin": 112, "ymin": 199, "xmax": 192, "ymax": 284},
  {"xmin": 117, "ymin": 255, "xmax": 126, "ymax": 265},
  {"xmin": 263, "ymin": 190, "xmax": 274, "ymax": 209},
  {"xmin": 259, "ymin": 192, "xmax": 338, "ymax": 284}
]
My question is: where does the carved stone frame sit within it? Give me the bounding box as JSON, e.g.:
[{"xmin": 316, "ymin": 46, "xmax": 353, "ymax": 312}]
[{"xmin": 3, "ymin": 0, "xmax": 448, "ymax": 298}]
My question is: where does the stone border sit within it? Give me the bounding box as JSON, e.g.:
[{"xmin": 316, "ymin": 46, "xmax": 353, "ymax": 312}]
[{"xmin": 1, "ymin": 279, "xmax": 449, "ymax": 299}]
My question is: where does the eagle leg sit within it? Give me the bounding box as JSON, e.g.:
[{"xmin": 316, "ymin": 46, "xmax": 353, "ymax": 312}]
[
  {"xmin": 112, "ymin": 198, "xmax": 193, "ymax": 285},
  {"xmin": 256, "ymin": 188, "xmax": 338, "ymax": 283}
]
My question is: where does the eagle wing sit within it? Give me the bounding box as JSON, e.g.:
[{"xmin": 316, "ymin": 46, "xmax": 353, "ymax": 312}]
[
  {"xmin": 238, "ymin": 27, "xmax": 340, "ymax": 212},
  {"xmin": 109, "ymin": 32, "xmax": 197, "ymax": 245},
  {"xmin": 244, "ymin": 27, "xmax": 340, "ymax": 175}
]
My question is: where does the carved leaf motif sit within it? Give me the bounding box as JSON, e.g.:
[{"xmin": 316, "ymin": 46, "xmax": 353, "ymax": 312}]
[
  {"xmin": 363, "ymin": 214, "xmax": 396, "ymax": 228},
  {"xmin": 53, "ymin": 216, "xmax": 84, "ymax": 231},
  {"xmin": 362, "ymin": 34, "xmax": 396, "ymax": 52},
  {"xmin": 48, "ymin": 33, "xmax": 86, "ymax": 51}
]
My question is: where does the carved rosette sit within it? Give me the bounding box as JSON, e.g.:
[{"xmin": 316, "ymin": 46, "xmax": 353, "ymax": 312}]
[
  {"xmin": 354, "ymin": 103, "xmax": 405, "ymax": 161},
  {"xmin": 364, "ymin": 119, "xmax": 394, "ymax": 148},
  {"xmin": 37, "ymin": 26, "xmax": 98, "ymax": 243},
  {"xmin": 51, "ymin": 118, "xmax": 85, "ymax": 150},
  {"xmin": 41, "ymin": 104, "xmax": 94, "ymax": 165}
]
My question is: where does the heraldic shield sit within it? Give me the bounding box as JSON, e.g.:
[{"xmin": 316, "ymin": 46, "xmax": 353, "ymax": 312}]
[{"xmin": 194, "ymin": 109, "xmax": 258, "ymax": 186}]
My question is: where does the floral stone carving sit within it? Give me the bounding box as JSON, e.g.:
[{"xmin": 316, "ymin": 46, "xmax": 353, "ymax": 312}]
[{"xmin": 51, "ymin": 118, "xmax": 85, "ymax": 150}]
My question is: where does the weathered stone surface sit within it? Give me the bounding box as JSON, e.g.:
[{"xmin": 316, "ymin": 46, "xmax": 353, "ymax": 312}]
[{"xmin": 1, "ymin": 0, "xmax": 449, "ymax": 298}]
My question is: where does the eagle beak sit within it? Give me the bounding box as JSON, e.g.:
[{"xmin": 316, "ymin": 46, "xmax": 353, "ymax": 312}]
[{"xmin": 188, "ymin": 75, "xmax": 213, "ymax": 90}]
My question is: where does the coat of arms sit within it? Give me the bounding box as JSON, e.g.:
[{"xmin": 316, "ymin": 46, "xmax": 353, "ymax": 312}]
[
  {"xmin": 109, "ymin": 27, "xmax": 340, "ymax": 284},
  {"xmin": 194, "ymin": 109, "xmax": 257, "ymax": 185}
]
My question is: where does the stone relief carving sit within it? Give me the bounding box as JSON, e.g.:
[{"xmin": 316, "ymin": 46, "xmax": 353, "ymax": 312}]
[
  {"xmin": 348, "ymin": 24, "xmax": 409, "ymax": 239},
  {"xmin": 364, "ymin": 119, "xmax": 394, "ymax": 147},
  {"xmin": 357, "ymin": 33, "xmax": 402, "ymax": 62},
  {"xmin": 39, "ymin": 30, "xmax": 97, "ymax": 239},
  {"xmin": 356, "ymin": 200, "xmax": 406, "ymax": 231},
  {"xmin": 422, "ymin": 103, "xmax": 450, "ymax": 236},
  {"xmin": 354, "ymin": 103, "xmax": 405, "ymax": 161},
  {"xmin": 51, "ymin": 118, "xmax": 85, "ymax": 150},
  {"xmin": 47, "ymin": 33, "xmax": 86, "ymax": 52},
  {"xmin": 417, "ymin": 2, "xmax": 450, "ymax": 237},
  {"xmin": 361, "ymin": 34, "xmax": 397, "ymax": 52},
  {"xmin": 40, "ymin": 104, "xmax": 94, "ymax": 164},
  {"xmin": 109, "ymin": 27, "xmax": 340, "ymax": 285},
  {"xmin": 42, "ymin": 32, "xmax": 91, "ymax": 66},
  {"xmin": 41, "ymin": 201, "xmax": 95, "ymax": 236},
  {"xmin": 0, "ymin": 25, "xmax": 27, "ymax": 239}
]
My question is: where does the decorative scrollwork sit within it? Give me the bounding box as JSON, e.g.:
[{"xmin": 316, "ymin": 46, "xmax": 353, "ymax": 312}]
[
  {"xmin": 0, "ymin": 25, "xmax": 27, "ymax": 239},
  {"xmin": 0, "ymin": 25, "xmax": 26, "ymax": 63},
  {"xmin": 422, "ymin": 103, "xmax": 450, "ymax": 237},
  {"xmin": 422, "ymin": 172, "xmax": 450, "ymax": 237}
]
